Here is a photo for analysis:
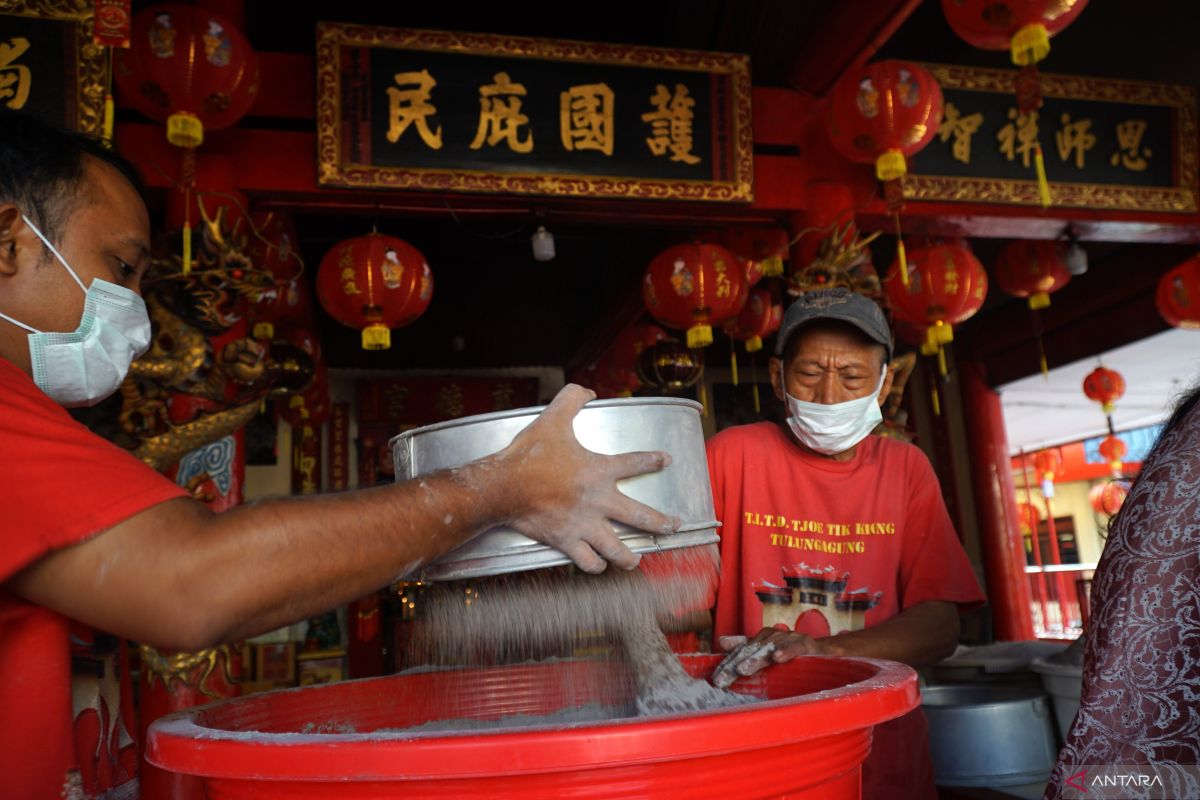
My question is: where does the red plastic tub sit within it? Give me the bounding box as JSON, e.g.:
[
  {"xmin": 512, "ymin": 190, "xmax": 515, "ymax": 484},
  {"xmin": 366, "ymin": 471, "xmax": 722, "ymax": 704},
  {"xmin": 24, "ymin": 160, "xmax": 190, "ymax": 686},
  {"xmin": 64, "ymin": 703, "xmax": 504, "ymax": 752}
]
[{"xmin": 147, "ymin": 654, "xmax": 917, "ymax": 799}]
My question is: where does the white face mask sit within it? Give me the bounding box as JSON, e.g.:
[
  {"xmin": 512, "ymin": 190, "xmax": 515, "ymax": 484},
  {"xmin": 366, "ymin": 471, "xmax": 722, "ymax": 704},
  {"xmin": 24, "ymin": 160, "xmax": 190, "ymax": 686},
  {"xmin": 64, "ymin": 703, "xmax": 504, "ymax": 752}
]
[
  {"xmin": 0, "ymin": 215, "xmax": 151, "ymax": 407},
  {"xmin": 785, "ymin": 367, "xmax": 887, "ymax": 456}
]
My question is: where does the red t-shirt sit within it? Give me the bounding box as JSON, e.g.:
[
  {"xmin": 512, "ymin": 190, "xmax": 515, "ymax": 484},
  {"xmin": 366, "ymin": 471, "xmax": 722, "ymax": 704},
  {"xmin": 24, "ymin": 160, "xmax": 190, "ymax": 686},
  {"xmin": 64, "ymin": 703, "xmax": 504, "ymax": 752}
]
[
  {"xmin": 706, "ymin": 421, "xmax": 985, "ymax": 800},
  {"xmin": 0, "ymin": 357, "xmax": 186, "ymax": 799}
]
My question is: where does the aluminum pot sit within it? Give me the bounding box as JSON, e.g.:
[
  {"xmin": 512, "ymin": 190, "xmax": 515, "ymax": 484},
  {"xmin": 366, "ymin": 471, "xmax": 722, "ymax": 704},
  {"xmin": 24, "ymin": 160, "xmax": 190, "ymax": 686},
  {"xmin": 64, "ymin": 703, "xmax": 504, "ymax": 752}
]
[
  {"xmin": 922, "ymin": 684, "xmax": 1058, "ymax": 787},
  {"xmin": 389, "ymin": 397, "xmax": 719, "ymax": 581}
]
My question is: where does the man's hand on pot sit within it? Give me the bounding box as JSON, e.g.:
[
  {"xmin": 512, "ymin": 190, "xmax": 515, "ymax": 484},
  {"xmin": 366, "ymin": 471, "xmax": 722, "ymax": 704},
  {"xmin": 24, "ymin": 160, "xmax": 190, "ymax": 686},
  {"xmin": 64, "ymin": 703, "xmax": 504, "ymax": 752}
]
[
  {"xmin": 711, "ymin": 627, "xmax": 844, "ymax": 689},
  {"xmin": 490, "ymin": 384, "xmax": 680, "ymax": 574}
]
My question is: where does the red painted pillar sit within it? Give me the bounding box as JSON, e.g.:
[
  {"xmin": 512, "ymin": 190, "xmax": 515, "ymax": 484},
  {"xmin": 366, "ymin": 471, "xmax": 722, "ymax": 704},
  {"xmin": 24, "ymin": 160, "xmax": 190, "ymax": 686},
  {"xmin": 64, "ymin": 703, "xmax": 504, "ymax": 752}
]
[{"xmin": 961, "ymin": 362, "xmax": 1036, "ymax": 640}]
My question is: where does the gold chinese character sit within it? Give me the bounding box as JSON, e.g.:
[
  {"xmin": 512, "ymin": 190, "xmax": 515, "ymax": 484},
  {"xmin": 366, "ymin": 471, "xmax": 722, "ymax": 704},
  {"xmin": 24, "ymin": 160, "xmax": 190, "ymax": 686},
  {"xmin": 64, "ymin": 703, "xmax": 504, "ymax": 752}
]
[
  {"xmin": 0, "ymin": 37, "xmax": 32, "ymax": 110},
  {"xmin": 712, "ymin": 252, "xmax": 732, "ymax": 299},
  {"xmin": 997, "ymin": 108, "xmax": 1039, "ymax": 168},
  {"xmin": 641, "ymin": 84, "xmax": 701, "ymax": 165},
  {"xmin": 436, "ymin": 383, "xmax": 465, "ymax": 419},
  {"xmin": 469, "ymin": 72, "xmax": 533, "ymax": 153},
  {"xmin": 1111, "ymin": 119, "xmax": 1151, "ymax": 171},
  {"xmin": 385, "ymin": 69, "xmax": 443, "ymax": 149},
  {"xmin": 492, "ymin": 381, "xmax": 516, "ymax": 411},
  {"xmin": 560, "ymin": 82, "xmax": 614, "ymax": 155},
  {"xmin": 937, "ymin": 102, "xmax": 984, "ymax": 164},
  {"xmin": 340, "ymin": 267, "xmax": 360, "ymax": 295},
  {"xmin": 1054, "ymin": 113, "xmax": 1095, "ymax": 169},
  {"xmin": 385, "ymin": 385, "xmax": 409, "ymax": 418}
]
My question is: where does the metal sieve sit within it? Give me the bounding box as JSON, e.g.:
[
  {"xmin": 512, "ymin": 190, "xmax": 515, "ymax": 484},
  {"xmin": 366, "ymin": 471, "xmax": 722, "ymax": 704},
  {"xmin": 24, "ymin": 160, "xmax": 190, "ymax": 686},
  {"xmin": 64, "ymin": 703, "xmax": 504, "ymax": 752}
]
[{"xmin": 389, "ymin": 397, "xmax": 720, "ymax": 581}]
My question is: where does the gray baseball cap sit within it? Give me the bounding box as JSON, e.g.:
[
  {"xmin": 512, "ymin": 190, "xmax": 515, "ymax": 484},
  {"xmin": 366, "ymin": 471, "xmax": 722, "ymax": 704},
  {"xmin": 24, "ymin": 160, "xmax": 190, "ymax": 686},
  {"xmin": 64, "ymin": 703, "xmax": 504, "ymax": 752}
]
[{"xmin": 774, "ymin": 287, "xmax": 893, "ymax": 361}]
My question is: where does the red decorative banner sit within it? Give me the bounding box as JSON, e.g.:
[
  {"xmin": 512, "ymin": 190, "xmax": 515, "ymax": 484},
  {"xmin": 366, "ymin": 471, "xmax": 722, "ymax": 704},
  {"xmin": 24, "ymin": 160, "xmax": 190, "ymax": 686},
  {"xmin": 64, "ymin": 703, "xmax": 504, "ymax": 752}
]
[
  {"xmin": 291, "ymin": 425, "xmax": 322, "ymax": 495},
  {"xmin": 93, "ymin": 0, "xmax": 132, "ymax": 48},
  {"xmin": 330, "ymin": 402, "xmax": 350, "ymax": 491}
]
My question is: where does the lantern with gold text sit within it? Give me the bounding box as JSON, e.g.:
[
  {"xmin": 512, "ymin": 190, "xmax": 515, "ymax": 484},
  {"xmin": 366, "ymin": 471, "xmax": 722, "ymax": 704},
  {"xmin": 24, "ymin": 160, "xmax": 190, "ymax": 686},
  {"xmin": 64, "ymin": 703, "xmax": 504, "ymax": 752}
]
[
  {"xmin": 1083, "ymin": 366, "xmax": 1125, "ymax": 415},
  {"xmin": 883, "ymin": 242, "xmax": 987, "ymax": 379},
  {"xmin": 248, "ymin": 212, "xmax": 305, "ymax": 340},
  {"xmin": 114, "ymin": 4, "xmax": 260, "ymax": 150},
  {"xmin": 940, "ymin": 0, "xmax": 1089, "ymax": 205},
  {"xmin": 826, "ymin": 60, "xmax": 943, "ymax": 286},
  {"xmin": 995, "ymin": 239, "xmax": 1071, "ymax": 375},
  {"xmin": 1089, "ymin": 480, "xmax": 1129, "ymax": 516},
  {"xmin": 994, "ymin": 240, "xmax": 1071, "ymax": 311},
  {"xmin": 316, "ymin": 233, "xmax": 434, "ymax": 351},
  {"xmin": 725, "ymin": 288, "xmax": 774, "ymax": 355},
  {"xmin": 1156, "ymin": 257, "xmax": 1200, "ymax": 330},
  {"xmin": 707, "ymin": 226, "xmax": 790, "ymax": 278},
  {"xmin": 643, "ymin": 243, "xmax": 747, "ymax": 349},
  {"xmin": 636, "ymin": 339, "xmax": 704, "ymax": 394}
]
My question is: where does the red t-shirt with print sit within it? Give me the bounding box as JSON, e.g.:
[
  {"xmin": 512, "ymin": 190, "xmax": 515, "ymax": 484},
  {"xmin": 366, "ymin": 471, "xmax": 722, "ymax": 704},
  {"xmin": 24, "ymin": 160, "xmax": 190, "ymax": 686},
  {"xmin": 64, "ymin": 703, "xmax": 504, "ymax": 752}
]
[
  {"xmin": 0, "ymin": 357, "xmax": 186, "ymax": 799},
  {"xmin": 706, "ymin": 421, "xmax": 985, "ymax": 800}
]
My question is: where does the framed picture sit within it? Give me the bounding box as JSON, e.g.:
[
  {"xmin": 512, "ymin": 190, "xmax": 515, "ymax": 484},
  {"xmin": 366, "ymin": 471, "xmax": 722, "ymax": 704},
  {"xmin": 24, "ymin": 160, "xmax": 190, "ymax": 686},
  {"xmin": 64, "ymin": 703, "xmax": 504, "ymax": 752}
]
[{"xmin": 0, "ymin": 0, "xmax": 107, "ymax": 135}]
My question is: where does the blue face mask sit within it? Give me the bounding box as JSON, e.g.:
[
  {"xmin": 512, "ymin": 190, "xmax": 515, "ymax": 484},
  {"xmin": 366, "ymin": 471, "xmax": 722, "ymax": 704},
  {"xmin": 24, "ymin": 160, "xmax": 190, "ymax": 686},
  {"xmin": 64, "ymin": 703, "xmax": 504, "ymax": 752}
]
[{"xmin": 0, "ymin": 215, "xmax": 151, "ymax": 407}]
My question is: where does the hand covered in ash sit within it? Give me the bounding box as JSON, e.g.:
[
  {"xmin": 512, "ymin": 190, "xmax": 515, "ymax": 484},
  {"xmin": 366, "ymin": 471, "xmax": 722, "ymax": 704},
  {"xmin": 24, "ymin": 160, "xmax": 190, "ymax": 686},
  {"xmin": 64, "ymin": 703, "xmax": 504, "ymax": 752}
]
[
  {"xmin": 711, "ymin": 627, "xmax": 843, "ymax": 689},
  {"xmin": 494, "ymin": 384, "xmax": 680, "ymax": 574}
]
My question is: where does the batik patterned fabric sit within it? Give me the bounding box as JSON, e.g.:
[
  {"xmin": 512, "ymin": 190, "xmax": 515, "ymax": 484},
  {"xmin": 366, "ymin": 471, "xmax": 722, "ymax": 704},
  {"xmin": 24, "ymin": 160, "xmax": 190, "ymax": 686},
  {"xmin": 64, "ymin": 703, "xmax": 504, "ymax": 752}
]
[{"xmin": 1045, "ymin": 400, "xmax": 1200, "ymax": 800}]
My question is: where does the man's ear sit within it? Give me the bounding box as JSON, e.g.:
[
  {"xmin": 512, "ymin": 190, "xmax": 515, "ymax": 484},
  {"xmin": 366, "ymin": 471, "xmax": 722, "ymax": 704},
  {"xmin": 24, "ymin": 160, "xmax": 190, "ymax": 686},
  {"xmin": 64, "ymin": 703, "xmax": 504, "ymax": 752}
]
[
  {"xmin": 0, "ymin": 206, "xmax": 21, "ymax": 276},
  {"xmin": 768, "ymin": 356, "xmax": 786, "ymax": 402},
  {"xmin": 877, "ymin": 360, "xmax": 896, "ymax": 406}
]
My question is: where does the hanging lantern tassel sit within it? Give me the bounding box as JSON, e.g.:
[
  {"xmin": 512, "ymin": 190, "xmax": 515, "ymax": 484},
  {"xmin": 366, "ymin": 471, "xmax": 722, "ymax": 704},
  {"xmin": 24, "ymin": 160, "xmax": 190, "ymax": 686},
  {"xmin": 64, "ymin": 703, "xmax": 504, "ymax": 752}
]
[
  {"xmin": 1030, "ymin": 308, "xmax": 1049, "ymax": 378},
  {"xmin": 896, "ymin": 235, "xmax": 910, "ymax": 287},
  {"xmin": 931, "ymin": 381, "xmax": 942, "ymax": 417},
  {"xmin": 181, "ymin": 222, "xmax": 192, "ymax": 276},
  {"xmin": 687, "ymin": 322, "xmax": 713, "ymax": 349},
  {"xmin": 1034, "ymin": 142, "xmax": 1051, "ymax": 208},
  {"xmin": 729, "ymin": 340, "xmax": 739, "ymax": 387},
  {"xmin": 101, "ymin": 47, "xmax": 115, "ymax": 143},
  {"xmin": 924, "ymin": 322, "xmax": 953, "ymax": 377}
]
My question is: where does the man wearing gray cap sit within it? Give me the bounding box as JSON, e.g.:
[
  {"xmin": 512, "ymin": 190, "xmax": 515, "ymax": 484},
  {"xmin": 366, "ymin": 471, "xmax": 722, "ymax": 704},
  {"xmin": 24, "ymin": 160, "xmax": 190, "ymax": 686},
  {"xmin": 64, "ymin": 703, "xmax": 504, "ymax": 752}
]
[{"xmin": 705, "ymin": 287, "xmax": 984, "ymax": 800}]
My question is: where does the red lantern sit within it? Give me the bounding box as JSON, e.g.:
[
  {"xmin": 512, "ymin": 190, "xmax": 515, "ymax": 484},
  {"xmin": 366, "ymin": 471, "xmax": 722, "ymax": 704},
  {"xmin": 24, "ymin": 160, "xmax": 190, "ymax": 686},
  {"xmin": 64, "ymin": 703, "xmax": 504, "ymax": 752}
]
[
  {"xmin": 1156, "ymin": 257, "xmax": 1200, "ymax": 330},
  {"xmin": 707, "ymin": 226, "xmax": 790, "ymax": 278},
  {"xmin": 1089, "ymin": 480, "xmax": 1129, "ymax": 516},
  {"xmin": 1083, "ymin": 366, "xmax": 1125, "ymax": 415},
  {"xmin": 1016, "ymin": 501, "xmax": 1042, "ymax": 537},
  {"xmin": 725, "ymin": 288, "xmax": 774, "ymax": 353},
  {"xmin": 247, "ymin": 212, "xmax": 305, "ymax": 340},
  {"xmin": 883, "ymin": 242, "xmax": 987, "ymax": 374},
  {"xmin": 316, "ymin": 233, "xmax": 434, "ymax": 351},
  {"xmin": 114, "ymin": 4, "xmax": 260, "ymax": 149},
  {"xmin": 1098, "ymin": 435, "xmax": 1127, "ymax": 474},
  {"xmin": 994, "ymin": 240, "xmax": 1071, "ymax": 310},
  {"xmin": 643, "ymin": 243, "xmax": 747, "ymax": 349},
  {"xmin": 826, "ymin": 60, "xmax": 944, "ymax": 186},
  {"xmin": 940, "ymin": 0, "xmax": 1089, "ymax": 68},
  {"xmin": 1033, "ymin": 449, "xmax": 1061, "ymax": 482}
]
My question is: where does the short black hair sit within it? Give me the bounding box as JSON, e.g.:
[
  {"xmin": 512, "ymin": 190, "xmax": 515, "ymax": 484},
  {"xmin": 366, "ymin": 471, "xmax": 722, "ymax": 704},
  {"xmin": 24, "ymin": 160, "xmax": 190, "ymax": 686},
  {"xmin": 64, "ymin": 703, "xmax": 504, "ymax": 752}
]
[{"xmin": 0, "ymin": 108, "xmax": 145, "ymax": 248}]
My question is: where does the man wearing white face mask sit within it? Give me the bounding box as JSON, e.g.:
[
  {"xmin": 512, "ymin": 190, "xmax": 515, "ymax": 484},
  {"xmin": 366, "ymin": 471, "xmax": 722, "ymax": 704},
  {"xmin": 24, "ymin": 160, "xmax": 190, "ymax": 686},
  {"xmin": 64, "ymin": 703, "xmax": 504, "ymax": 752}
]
[
  {"xmin": 705, "ymin": 287, "xmax": 984, "ymax": 800},
  {"xmin": 0, "ymin": 110, "xmax": 679, "ymax": 800}
]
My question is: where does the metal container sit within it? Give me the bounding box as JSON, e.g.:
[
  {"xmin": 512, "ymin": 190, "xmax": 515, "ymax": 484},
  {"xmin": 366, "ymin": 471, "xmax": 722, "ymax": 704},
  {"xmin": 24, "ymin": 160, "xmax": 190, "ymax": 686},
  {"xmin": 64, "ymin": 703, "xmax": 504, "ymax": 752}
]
[
  {"xmin": 389, "ymin": 397, "xmax": 719, "ymax": 581},
  {"xmin": 922, "ymin": 684, "xmax": 1058, "ymax": 787}
]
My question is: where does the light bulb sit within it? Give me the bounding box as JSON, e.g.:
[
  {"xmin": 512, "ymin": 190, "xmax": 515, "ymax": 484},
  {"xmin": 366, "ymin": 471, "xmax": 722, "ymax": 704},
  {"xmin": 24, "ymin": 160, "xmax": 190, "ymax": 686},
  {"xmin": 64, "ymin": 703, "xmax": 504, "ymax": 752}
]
[
  {"xmin": 532, "ymin": 225, "xmax": 555, "ymax": 261},
  {"xmin": 1066, "ymin": 242, "xmax": 1088, "ymax": 276}
]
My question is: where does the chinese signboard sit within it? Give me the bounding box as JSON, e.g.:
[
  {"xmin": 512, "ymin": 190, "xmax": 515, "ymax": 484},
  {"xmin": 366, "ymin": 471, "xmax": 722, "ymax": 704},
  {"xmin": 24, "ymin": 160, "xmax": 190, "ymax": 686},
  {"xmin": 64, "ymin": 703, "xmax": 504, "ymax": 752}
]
[
  {"xmin": 358, "ymin": 376, "xmax": 540, "ymax": 427},
  {"xmin": 0, "ymin": 0, "xmax": 106, "ymax": 135},
  {"xmin": 908, "ymin": 63, "xmax": 1197, "ymax": 212},
  {"xmin": 316, "ymin": 24, "xmax": 753, "ymax": 202}
]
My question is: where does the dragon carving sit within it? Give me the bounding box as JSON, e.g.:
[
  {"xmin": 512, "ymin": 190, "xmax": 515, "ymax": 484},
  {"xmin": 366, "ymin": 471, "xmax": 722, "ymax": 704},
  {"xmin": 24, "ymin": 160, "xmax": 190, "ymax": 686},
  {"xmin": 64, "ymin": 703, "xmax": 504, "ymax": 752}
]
[{"xmin": 114, "ymin": 200, "xmax": 313, "ymax": 471}]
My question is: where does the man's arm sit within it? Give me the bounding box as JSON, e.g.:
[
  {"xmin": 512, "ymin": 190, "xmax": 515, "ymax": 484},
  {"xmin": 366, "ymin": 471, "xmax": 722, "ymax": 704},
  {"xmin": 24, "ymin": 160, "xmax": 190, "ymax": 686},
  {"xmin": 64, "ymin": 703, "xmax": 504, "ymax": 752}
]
[
  {"xmin": 7, "ymin": 385, "xmax": 678, "ymax": 651},
  {"xmin": 711, "ymin": 601, "xmax": 959, "ymax": 688}
]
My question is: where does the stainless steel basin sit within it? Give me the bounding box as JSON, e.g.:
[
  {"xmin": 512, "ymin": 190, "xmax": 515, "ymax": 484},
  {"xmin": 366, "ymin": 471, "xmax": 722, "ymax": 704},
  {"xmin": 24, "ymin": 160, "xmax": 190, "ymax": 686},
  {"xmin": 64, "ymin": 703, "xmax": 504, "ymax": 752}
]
[
  {"xmin": 389, "ymin": 397, "xmax": 719, "ymax": 581},
  {"xmin": 922, "ymin": 683, "xmax": 1058, "ymax": 787}
]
